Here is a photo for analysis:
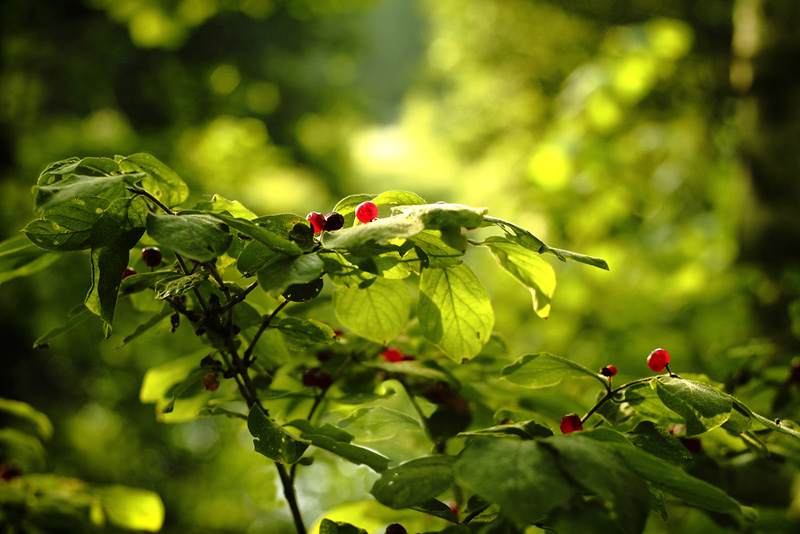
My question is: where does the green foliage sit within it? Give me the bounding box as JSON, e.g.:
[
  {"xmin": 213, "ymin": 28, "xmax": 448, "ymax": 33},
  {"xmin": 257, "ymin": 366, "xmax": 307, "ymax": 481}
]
[{"xmin": 3, "ymin": 153, "xmax": 799, "ymax": 534}]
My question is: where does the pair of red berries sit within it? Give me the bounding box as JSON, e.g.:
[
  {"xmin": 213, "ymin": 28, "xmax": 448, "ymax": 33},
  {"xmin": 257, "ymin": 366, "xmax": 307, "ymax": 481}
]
[{"xmin": 306, "ymin": 201, "xmax": 379, "ymax": 234}]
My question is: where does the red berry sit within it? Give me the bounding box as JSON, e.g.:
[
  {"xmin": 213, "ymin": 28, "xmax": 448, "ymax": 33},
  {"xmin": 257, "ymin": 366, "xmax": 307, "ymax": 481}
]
[
  {"xmin": 141, "ymin": 247, "xmax": 162, "ymax": 267},
  {"xmin": 306, "ymin": 212, "xmax": 325, "ymax": 233},
  {"xmin": 559, "ymin": 414, "xmax": 583, "ymax": 434},
  {"xmin": 647, "ymin": 348, "xmax": 670, "ymax": 373},
  {"xmin": 323, "ymin": 212, "xmax": 344, "ymax": 231},
  {"xmin": 386, "ymin": 525, "xmax": 407, "ymax": 534},
  {"xmin": 0, "ymin": 463, "xmax": 22, "ymax": 482},
  {"xmin": 122, "ymin": 267, "xmax": 137, "ymax": 280},
  {"xmin": 381, "ymin": 348, "xmax": 404, "ymax": 362},
  {"xmin": 356, "ymin": 201, "xmax": 379, "ymax": 223},
  {"xmin": 302, "ymin": 368, "xmax": 333, "ymax": 389},
  {"xmin": 600, "ymin": 365, "xmax": 617, "ymax": 377}
]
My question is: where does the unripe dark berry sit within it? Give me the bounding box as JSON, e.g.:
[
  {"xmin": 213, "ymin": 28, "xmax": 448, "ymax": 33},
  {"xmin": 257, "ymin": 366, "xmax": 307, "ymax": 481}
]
[
  {"xmin": 141, "ymin": 247, "xmax": 162, "ymax": 267},
  {"xmin": 560, "ymin": 414, "xmax": 583, "ymax": 434},
  {"xmin": 385, "ymin": 524, "xmax": 407, "ymax": 534},
  {"xmin": 356, "ymin": 201, "xmax": 379, "ymax": 223},
  {"xmin": 381, "ymin": 348, "xmax": 404, "ymax": 362},
  {"xmin": 302, "ymin": 368, "xmax": 333, "ymax": 390},
  {"xmin": 600, "ymin": 365, "xmax": 617, "ymax": 377},
  {"xmin": 681, "ymin": 437, "xmax": 702, "ymax": 454},
  {"xmin": 647, "ymin": 348, "xmax": 670, "ymax": 373},
  {"xmin": 789, "ymin": 362, "xmax": 800, "ymax": 384},
  {"xmin": 306, "ymin": 211, "xmax": 325, "ymax": 233},
  {"xmin": 323, "ymin": 212, "xmax": 344, "ymax": 231},
  {"xmin": 122, "ymin": 267, "xmax": 137, "ymax": 280}
]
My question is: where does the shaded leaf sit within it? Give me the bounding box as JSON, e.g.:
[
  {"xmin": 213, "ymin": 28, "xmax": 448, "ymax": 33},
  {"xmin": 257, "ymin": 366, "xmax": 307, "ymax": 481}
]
[
  {"xmin": 337, "ymin": 406, "xmax": 421, "ymax": 441},
  {"xmin": 371, "ymin": 456, "xmax": 456, "ymax": 508},
  {"xmin": 23, "ymin": 197, "xmax": 111, "ymax": 251},
  {"xmin": 455, "ymin": 437, "xmax": 573, "ymax": 525},
  {"xmin": 0, "ymin": 235, "xmax": 60, "ymax": 285},
  {"xmin": 625, "ymin": 421, "xmax": 691, "ymax": 463},
  {"xmin": 653, "ymin": 377, "xmax": 732, "ymax": 437},
  {"xmin": 206, "ymin": 211, "xmax": 302, "ymax": 256},
  {"xmin": 34, "ymin": 173, "xmax": 141, "ymax": 211},
  {"xmin": 319, "ymin": 518, "xmax": 368, "ymax": 534},
  {"xmin": 286, "ymin": 420, "xmax": 390, "ymax": 472},
  {"xmin": 0, "ymin": 398, "xmax": 53, "ymax": 441},
  {"xmin": 256, "ymin": 254, "xmax": 324, "ymax": 297},
  {"xmin": 33, "ymin": 305, "xmax": 92, "ymax": 349},
  {"xmin": 408, "ymin": 230, "xmax": 465, "ymax": 267},
  {"xmin": 459, "ymin": 419, "xmax": 553, "ymax": 440},
  {"xmin": 193, "ymin": 194, "xmax": 256, "ymax": 220},
  {"xmin": 146, "ymin": 212, "xmax": 232, "ymax": 262},
  {"xmin": 272, "ymin": 317, "xmax": 335, "ymax": 348},
  {"xmin": 248, "ymin": 405, "xmax": 309, "ymax": 464},
  {"xmin": 154, "ymin": 272, "xmax": 209, "ymax": 300}
]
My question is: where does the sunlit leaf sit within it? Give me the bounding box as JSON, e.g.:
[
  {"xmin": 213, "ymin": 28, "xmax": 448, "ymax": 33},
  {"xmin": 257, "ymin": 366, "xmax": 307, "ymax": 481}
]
[
  {"xmin": 96, "ymin": 485, "xmax": 165, "ymax": 532},
  {"xmin": 501, "ymin": 352, "xmax": 607, "ymax": 389},
  {"xmin": 23, "ymin": 197, "xmax": 110, "ymax": 251},
  {"xmin": 418, "ymin": 263, "xmax": 494, "ymax": 362},
  {"xmin": 333, "ymin": 277, "xmax": 410, "ymax": 344},
  {"xmin": 119, "ymin": 153, "xmax": 189, "ymax": 208}
]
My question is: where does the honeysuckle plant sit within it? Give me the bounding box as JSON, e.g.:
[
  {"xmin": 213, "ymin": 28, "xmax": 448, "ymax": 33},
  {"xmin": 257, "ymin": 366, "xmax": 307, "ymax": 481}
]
[{"xmin": 2, "ymin": 153, "xmax": 799, "ymax": 534}]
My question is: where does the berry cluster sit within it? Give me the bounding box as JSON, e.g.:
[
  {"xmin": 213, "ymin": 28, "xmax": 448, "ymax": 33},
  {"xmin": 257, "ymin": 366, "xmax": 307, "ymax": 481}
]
[{"xmin": 305, "ymin": 201, "xmax": 379, "ymax": 234}]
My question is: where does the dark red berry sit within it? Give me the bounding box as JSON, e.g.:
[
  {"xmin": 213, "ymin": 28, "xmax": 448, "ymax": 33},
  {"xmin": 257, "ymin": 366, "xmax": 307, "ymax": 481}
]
[
  {"xmin": 789, "ymin": 362, "xmax": 800, "ymax": 384},
  {"xmin": 141, "ymin": 247, "xmax": 162, "ymax": 267},
  {"xmin": 601, "ymin": 365, "xmax": 617, "ymax": 377},
  {"xmin": 302, "ymin": 368, "xmax": 333, "ymax": 390},
  {"xmin": 401, "ymin": 355, "xmax": 416, "ymax": 361},
  {"xmin": 306, "ymin": 212, "xmax": 325, "ymax": 233},
  {"xmin": 356, "ymin": 201, "xmax": 379, "ymax": 223},
  {"xmin": 560, "ymin": 414, "xmax": 583, "ymax": 434},
  {"xmin": 681, "ymin": 437, "xmax": 702, "ymax": 454},
  {"xmin": 381, "ymin": 348, "xmax": 404, "ymax": 362},
  {"xmin": 202, "ymin": 372, "xmax": 220, "ymax": 392},
  {"xmin": 0, "ymin": 463, "xmax": 22, "ymax": 482},
  {"xmin": 647, "ymin": 348, "xmax": 670, "ymax": 373},
  {"xmin": 122, "ymin": 267, "xmax": 137, "ymax": 280},
  {"xmin": 323, "ymin": 212, "xmax": 344, "ymax": 231},
  {"xmin": 386, "ymin": 525, "xmax": 407, "ymax": 534},
  {"xmin": 316, "ymin": 350, "xmax": 334, "ymax": 362}
]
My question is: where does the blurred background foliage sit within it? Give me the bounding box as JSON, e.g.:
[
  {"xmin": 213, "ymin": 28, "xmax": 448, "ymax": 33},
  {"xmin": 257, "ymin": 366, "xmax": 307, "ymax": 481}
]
[{"xmin": 2, "ymin": 0, "xmax": 800, "ymax": 532}]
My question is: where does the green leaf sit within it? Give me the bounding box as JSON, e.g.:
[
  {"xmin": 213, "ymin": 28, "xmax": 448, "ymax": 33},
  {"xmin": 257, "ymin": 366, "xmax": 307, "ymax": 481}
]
[
  {"xmin": 119, "ymin": 153, "xmax": 189, "ymax": 207},
  {"xmin": 206, "ymin": 211, "xmax": 302, "ymax": 256},
  {"xmin": 256, "ymin": 254, "xmax": 324, "ymax": 297},
  {"xmin": 33, "ymin": 305, "xmax": 93, "ymax": 348},
  {"xmin": 0, "ymin": 235, "xmax": 60, "ymax": 285},
  {"xmin": 0, "ymin": 398, "xmax": 54, "ymax": 441},
  {"xmin": 370, "ymin": 455, "xmax": 456, "ymax": 508},
  {"xmin": 272, "ymin": 317, "xmax": 335, "ymax": 349},
  {"xmin": 366, "ymin": 360, "xmax": 459, "ymax": 387},
  {"xmin": 286, "ymin": 420, "xmax": 391, "ymax": 472},
  {"xmin": 140, "ymin": 352, "xmax": 209, "ymax": 422},
  {"xmin": 625, "ymin": 421, "xmax": 691, "ymax": 463},
  {"xmin": 731, "ymin": 400, "xmax": 800, "ymax": 440},
  {"xmin": 459, "ymin": 419, "xmax": 553, "ymax": 440},
  {"xmin": 320, "ymin": 251, "xmax": 374, "ymax": 288},
  {"xmin": 408, "ymin": 230, "xmax": 465, "ymax": 267},
  {"xmin": 23, "ymin": 197, "xmax": 111, "ymax": 251},
  {"xmin": 586, "ymin": 430, "xmax": 754, "ymax": 523},
  {"xmin": 319, "ymin": 518, "xmax": 368, "ymax": 534},
  {"xmin": 455, "ymin": 437, "xmax": 574, "ymax": 525},
  {"xmin": 548, "ymin": 247, "xmax": 609, "ymax": 271},
  {"xmin": 393, "ymin": 203, "xmax": 488, "ymax": 230},
  {"xmin": 337, "ymin": 406, "xmax": 422, "ymax": 441},
  {"xmin": 371, "ymin": 190, "xmax": 427, "ymax": 208},
  {"xmin": 418, "ymin": 264, "xmax": 494, "ymax": 362},
  {"xmin": 500, "ymin": 352, "xmax": 607, "ymax": 389},
  {"xmin": 333, "ymin": 277, "xmax": 410, "ymax": 344},
  {"xmin": 146, "ymin": 212, "xmax": 232, "ymax": 262},
  {"xmin": 117, "ymin": 304, "xmax": 173, "ymax": 347},
  {"xmin": 0, "ymin": 428, "xmax": 47, "ymax": 471},
  {"xmin": 545, "ymin": 433, "xmax": 650, "ymax": 534},
  {"xmin": 85, "ymin": 228, "xmax": 144, "ymax": 333},
  {"xmin": 120, "ymin": 270, "xmax": 182, "ymax": 296},
  {"xmin": 34, "ymin": 173, "xmax": 141, "ymax": 211},
  {"xmin": 320, "ymin": 216, "xmax": 424, "ymax": 251},
  {"xmin": 653, "ymin": 376, "xmax": 732, "ymax": 437},
  {"xmin": 411, "ymin": 499, "xmax": 460, "ymax": 524},
  {"xmin": 193, "ymin": 194, "xmax": 257, "ymax": 220},
  {"xmin": 248, "ymin": 405, "xmax": 309, "ymax": 464},
  {"xmin": 236, "ymin": 241, "xmax": 279, "ymax": 275},
  {"xmin": 154, "ymin": 272, "xmax": 209, "ymax": 300},
  {"xmin": 480, "ymin": 236, "xmax": 556, "ymax": 319},
  {"xmin": 96, "ymin": 485, "xmax": 165, "ymax": 532}
]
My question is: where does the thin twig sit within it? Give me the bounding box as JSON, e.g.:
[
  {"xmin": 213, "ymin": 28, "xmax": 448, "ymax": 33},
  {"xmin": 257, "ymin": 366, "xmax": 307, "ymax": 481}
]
[{"xmin": 243, "ymin": 300, "xmax": 289, "ymax": 364}]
